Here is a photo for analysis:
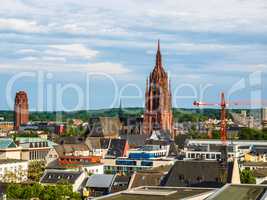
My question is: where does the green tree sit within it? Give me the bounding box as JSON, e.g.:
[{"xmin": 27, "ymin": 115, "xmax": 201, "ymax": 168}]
[
  {"xmin": 6, "ymin": 183, "xmax": 81, "ymax": 200},
  {"xmin": 212, "ymin": 130, "xmax": 221, "ymax": 139},
  {"xmin": 28, "ymin": 161, "xmax": 46, "ymax": 182},
  {"xmin": 240, "ymin": 169, "xmax": 256, "ymax": 184},
  {"xmin": 239, "ymin": 128, "xmax": 267, "ymax": 140}
]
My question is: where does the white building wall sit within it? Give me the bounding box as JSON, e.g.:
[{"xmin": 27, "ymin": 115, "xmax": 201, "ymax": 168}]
[
  {"xmin": 0, "ymin": 161, "xmax": 28, "ymax": 183},
  {"xmin": 0, "ymin": 149, "xmax": 21, "ymax": 160}
]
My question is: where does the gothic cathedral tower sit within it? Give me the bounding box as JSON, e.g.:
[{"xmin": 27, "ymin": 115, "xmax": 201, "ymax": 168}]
[{"xmin": 143, "ymin": 40, "xmax": 173, "ymax": 137}]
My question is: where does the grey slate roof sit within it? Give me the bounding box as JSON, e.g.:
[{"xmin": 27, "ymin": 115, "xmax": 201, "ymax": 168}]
[
  {"xmin": 40, "ymin": 169, "xmax": 83, "ymax": 184},
  {"xmin": 163, "ymin": 160, "xmax": 233, "ymax": 188},
  {"xmin": 106, "ymin": 139, "xmax": 127, "ymax": 158},
  {"xmin": 86, "ymin": 174, "xmax": 116, "ymax": 188},
  {"xmin": 120, "ymin": 134, "xmax": 147, "ymax": 148}
]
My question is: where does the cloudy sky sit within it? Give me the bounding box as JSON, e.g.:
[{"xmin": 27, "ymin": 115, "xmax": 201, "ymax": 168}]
[{"xmin": 1, "ymin": 0, "xmax": 267, "ymax": 111}]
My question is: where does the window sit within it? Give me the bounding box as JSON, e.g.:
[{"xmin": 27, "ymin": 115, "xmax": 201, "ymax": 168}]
[{"xmin": 197, "ymin": 176, "xmax": 202, "ymax": 182}]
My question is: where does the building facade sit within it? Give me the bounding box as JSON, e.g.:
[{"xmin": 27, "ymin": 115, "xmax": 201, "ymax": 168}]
[
  {"xmin": 102, "ymin": 144, "xmax": 174, "ymax": 175},
  {"xmin": 143, "ymin": 41, "xmax": 173, "ymax": 137},
  {"xmin": 14, "ymin": 91, "xmax": 29, "ymax": 130},
  {"xmin": 0, "ymin": 160, "xmax": 28, "ymax": 183}
]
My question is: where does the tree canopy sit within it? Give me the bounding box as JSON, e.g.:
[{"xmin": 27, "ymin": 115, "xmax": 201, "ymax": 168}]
[
  {"xmin": 240, "ymin": 169, "xmax": 256, "ymax": 184},
  {"xmin": 6, "ymin": 183, "xmax": 81, "ymax": 200}
]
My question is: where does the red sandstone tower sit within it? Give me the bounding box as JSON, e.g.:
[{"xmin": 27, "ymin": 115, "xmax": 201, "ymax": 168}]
[
  {"xmin": 14, "ymin": 91, "xmax": 29, "ymax": 130},
  {"xmin": 143, "ymin": 40, "xmax": 173, "ymax": 137}
]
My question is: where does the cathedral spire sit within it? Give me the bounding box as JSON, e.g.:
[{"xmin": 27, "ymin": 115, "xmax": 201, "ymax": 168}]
[{"xmin": 156, "ymin": 39, "xmax": 162, "ymax": 68}]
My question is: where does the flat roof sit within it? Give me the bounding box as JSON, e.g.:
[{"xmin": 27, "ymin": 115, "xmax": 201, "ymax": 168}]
[
  {"xmin": 0, "ymin": 159, "xmax": 27, "ymax": 164},
  {"xmin": 207, "ymin": 184, "xmax": 267, "ymax": 200},
  {"xmin": 46, "ymin": 160, "xmax": 103, "ymax": 169},
  {"xmin": 186, "ymin": 139, "xmax": 267, "ymax": 146},
  {"xmin": 98, "ymin": 186, "xmax": 215, "ymax": 200}
]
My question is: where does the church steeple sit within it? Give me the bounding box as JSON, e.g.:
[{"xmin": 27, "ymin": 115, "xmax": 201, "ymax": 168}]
[
  {"xmin": 143, "ymin": 40, "xmax": 173, "ymax": 137},
  {"xmin": 156, "ymin": 39, "xmax": 162, "ymax": 68},
  {"xmin": 118, "ymin": 99, "xmax": 123, "ymax": 120}
]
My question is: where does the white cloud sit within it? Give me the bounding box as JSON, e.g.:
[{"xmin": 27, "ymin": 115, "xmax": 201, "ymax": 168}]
[
  {"xmin": 0, "ymin": 61, "xmax": 130, "ymax": 75},
  {"xmin": 2, "ymin": 0, "xmax": 267, "ymax": 36},
  {"xmin": 41, "ymin": 56, "xmax": 66, "ymax": 62},
  {"xmin": 0, "ymin": 18, "xmax": 45, "ymax": 33},
  {"xmin": 17, "ymin": 49, "xmax": 40, "ymax": 54},
  {"xmin": 85, "ymin": 62, "xmax": 130, "ymax": 74},
  {"xmin": 20, "ymin": 56, "xmax": 38, "ymax": 61},
  {"xmin": 47, "ymin": 44, "xmax": 98, "ymax": 60}
]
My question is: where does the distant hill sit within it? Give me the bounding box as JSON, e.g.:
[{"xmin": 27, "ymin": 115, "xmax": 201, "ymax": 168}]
[{"xmin": 0, "ymin": 108, "xmax": 261, "ymax": 122}]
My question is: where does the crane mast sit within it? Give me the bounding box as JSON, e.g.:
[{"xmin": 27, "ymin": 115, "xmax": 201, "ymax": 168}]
[{"xmin": 193, "ymin": 92, "xmax": 227, "ymax": 144}]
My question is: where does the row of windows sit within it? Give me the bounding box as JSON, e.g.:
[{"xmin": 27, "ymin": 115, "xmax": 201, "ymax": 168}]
[
  {"xmin": 116, "ymin": 160, "xmax": 137, "ymax": 166},
  {"xmin": 104, "ymin": 166, "xmax": 145, "ymax": 174},
  {"xmin": 29, "ymin": 150, "xmax": 49, "ymax": 160},
  {"xmin": 129, "ymin": 151, "xmax": 166, "ymax": 159},
  {"xmin": 187, "ymin": 153, "xmax": 221, "ymax": 159},
  {"xmin": 0, "ymin": 165, "xmax": 25, "ymax": 173},
  {"xmin": 59, "ymin": 158, "xmax": 90, "ymax": 163},
  {"xmin": 177, "ymin": 174, "xmax": 221, "ymax": 183}
]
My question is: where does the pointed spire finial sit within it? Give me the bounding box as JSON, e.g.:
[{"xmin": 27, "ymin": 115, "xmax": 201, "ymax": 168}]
[{"xmin": 156, "ymin": 39, "xmax": 162, "ymax": 68}]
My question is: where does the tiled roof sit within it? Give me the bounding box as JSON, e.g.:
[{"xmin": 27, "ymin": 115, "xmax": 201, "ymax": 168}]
[
  {"xmin": 54, "ymin": 143, "xmax": 89, "ymax": 156},
  {"xmin": 85, "ymin": 117, "xmax": 121, "ymax": 138}
]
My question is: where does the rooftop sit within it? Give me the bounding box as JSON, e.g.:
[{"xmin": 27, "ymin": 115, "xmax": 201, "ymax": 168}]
[
  {"xmin": 0, "ymin": 138, "xmax": 17, "ymax": 149},
  {"xmin": 15, "ymin": 137, "xmax": 57, "ymax": 148},
  {"xmin": 163, "ymin": 160, "xmax": 233, "ymax": 188},
  {"xmin": 46, "ymin": 160, "xmax": 103, "ymax": 169},
  {"xmin": 40, "ymin": 169, "xmax": 83, "ymax": 184},
  {"xmin": 0, "ymin": 159, "xmax": 27, "ymax": 164},
  {"xmin": 98, "ymin": 186, "xmax": 215, "ymax": 200},
  {"xmin": 207, "ymin": 184, "xmax": 267, "ymax": 200},
  {"xmin": 86, "ymin": 174, "xmax": 116, "ymax": 188}
]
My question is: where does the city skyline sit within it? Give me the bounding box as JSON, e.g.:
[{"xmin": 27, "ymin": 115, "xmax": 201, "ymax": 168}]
[{"xmin": 1, "ymin": 0, "xmax": 267, "ymax": 111}]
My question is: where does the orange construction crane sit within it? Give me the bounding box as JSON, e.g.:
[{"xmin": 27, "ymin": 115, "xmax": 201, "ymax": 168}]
[
  {"xmin": 193, "ymin": 92, "xmax": 230, "ymax": 144},
  {"xmin": 193, "ymin": 92, "xmax": 266, "ymax": 144}
]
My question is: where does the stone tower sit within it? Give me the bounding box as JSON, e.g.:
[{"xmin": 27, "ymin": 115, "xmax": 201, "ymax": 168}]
[
  {"xmin": 14, "ymin": 91, "xmax": 29, "ymax": 130},
  {"xmin": 143, "ymin": 40, "xmax": 173, "ymax": 137}
]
